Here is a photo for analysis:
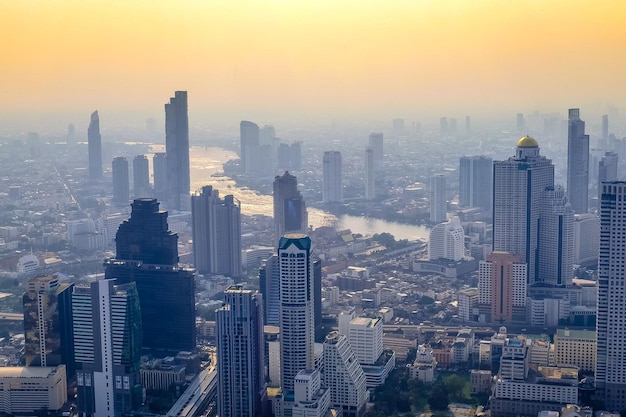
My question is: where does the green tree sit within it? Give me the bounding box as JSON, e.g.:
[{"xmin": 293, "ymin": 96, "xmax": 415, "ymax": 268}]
[
  {"xmin": 443, "ymin": 374, "xmax": 465, "ymax": 399},
  {"xmin": 428, "ymin": 384, "xmax": 449, "ymax": 411}
]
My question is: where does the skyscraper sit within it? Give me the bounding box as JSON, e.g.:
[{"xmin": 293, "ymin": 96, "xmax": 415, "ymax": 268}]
[
  {"xmin": 602, "ymin": 114, "xmax": 609, "ymax": 147},
  {"xmin": 493, "ymin": 136, "xmax": 554, "ymax": 284},
  {"xmin": 259, "ymin": 255, "xmax": 280, "ymax": 326},
  {"xmin": 152, "ymin": 152, "xmax": 167, "ymax": 202},
  {"xmin": 459, "ymin": 155, "xmax": 493, "ymax": 210},
  {"xmin": 364, "ymin": 148, "xmax": 375, "ymax": 200},
  {"xmin": 429, "ymin": 174, "xmax": 447, "ymax": 223},
  {"xmin": 598, "ymin": 151, "xmax": 618, "ymax": 210},
  {"xmin": 88, "ymin": 111, "xmax": 102, "ymax": 180},
  {"xmin": 596, "ymin": 181, "xmax": 626, "ymax": 410},
  {"xmin": 323, "ymin": 332, "xmax": 368, "ymax": 417},
  {"xmin": 191, "ymin": 186, "xmax": 241, "ymax": 277},
  {"xmin": 478, "ymin": 252, "xmax": 527, "ymax": 323},
  {"xmin": 132, "ymin": 155, "xmax": 150, "ymax": 198},
  {"xmin": 240, "ymin": 121, "xmax": 260, "ymax": 174},
  {"xmin": 273, "ymin": 172, "xmax": 308, "ymax": 245},
  {"xmin": 428, "ymin": 216, "xmax": 465, "ymax": 262},
  {"xmin": 104, "ymin": 198, "xmax": 196, "ymax": 354},
  {"xmin": 322, "ymin": 151, "xmax": 343, "ymax": 202},
  {"xmin": 368, "ymin": 132, "xmax": 383, "ymax": 170},
  {"xmin": 216, "ymin": 286, "xmax": 266, "ymax": 417},
  {"xmin": 537, "ymin": 185, "xmax": 573, "ymax": 287},
  {"xmin": 23, "ymin": 275, "xmax": 74, "ymax": 377},
  {"xmin": 165, "ymin": 91, "xmax": 190, "ymax": 210},
  {"xmin": 278, "ymin": 234, "xmax": 314, "ymax": 394},
  {"xmin": 566, "ymin": 108, "xmax": 589, "ymax": 214},
  {"xmin": 73, "ymin": 279, "xmax": 142, "ymax": 417},
  {"xmin": 112, "ymin": 156, "xmax": 129, "ymax": 204}
]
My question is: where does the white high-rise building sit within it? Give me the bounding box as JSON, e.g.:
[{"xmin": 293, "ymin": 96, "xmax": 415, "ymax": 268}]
[
  {"xmin": 429, "ymin": 174, "xmax": 447, "ymax": 223},
  {"xmin": 322, "ymin": 151, "xmax": 343, "ymax": 202},
  {"xmin": 348, "ymin": 317, "xmax": 383, "ymax": 365},
  {"xmin": 279, "ymin": 234, "xmax": 315, "ymax": 394},
  {"xmin": 573, "ymin": 214, "xmax": 599, "ymax": 265},
  {"xmin": 493, "ymin": 136, "xmax": 554, "ymax": 284},
  {"xmin": 428, "ymin": 216, "xmax": 465, "ymax": 261},
  {"xmin": 216, "ymin": 286, "xmax": 266, "ymax": 417},
  {"xmin": 365, "ymin": 148, "xmax": 375, "ymax": 200},
  {"xmin": 596, "ymin": 181, "xmax": 626, "ymax": 410},
  {"xmin": 323, "ymin": 332, "xmax": 368, "ymax": 417},
  {"xmin": 292, "ymin": 369, "xmax": 331, "ymax": 417},
  {"xmin": 537, "ymin": 185, "xmax": 574, "ymax": 286}
]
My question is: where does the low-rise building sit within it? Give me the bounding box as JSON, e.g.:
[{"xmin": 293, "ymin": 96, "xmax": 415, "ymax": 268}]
[{"xmin": 0, "ymin": 365, "xmax": 66, "ymax": 414}]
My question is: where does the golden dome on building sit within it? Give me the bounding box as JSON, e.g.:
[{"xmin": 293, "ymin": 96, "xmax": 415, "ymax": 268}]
[{"xmin": 517, "ymin": 135, "xmax": 539, "ymax": 147}]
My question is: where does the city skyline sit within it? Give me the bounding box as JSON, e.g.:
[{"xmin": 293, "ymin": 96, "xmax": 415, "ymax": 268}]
[{"xmin": 2, "ymin": 2, "xmax": 626, "ymax": 130}]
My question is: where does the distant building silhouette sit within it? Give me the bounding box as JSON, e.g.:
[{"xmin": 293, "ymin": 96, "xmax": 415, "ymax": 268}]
[
  {"xmin": 566, "ymin": 108, "xmax": 589, "ymax": 214},
  {"xmin": 88, "ymin": 111, "xmax": 102, "ymax": 180},
  {"xmin": 322, "ymin": 151, "xmax": 343, "ymax": 202},
  {"xmin": 112, "ymin": 156, "xmax": 130, "ymax": 204},
  {"xmin": 273, "ymin": 172, "xmax": 308, "ymax": 245},
  {"xmin": 459, "ymin": 156, "xmax": 492, "ymax": 210},
  {"xmin": 191, "ymin": 186, "xmax": 241, "ymax": 277},
  {"xmin": 598, "ymin": 151, "xmax": 618, "ymax": 210},
  {"xmin": 365, "ymin": 148, "xmax": 375, "ymax": 200},
  {"xmin": 152, "ymin": 152, "xmax": 167, "ymax": 202},
  {"xmin": 601, "ymin": 114, "xmax": 609, "ymax": 147},
  {"xmin": 23, "ymin": 275, "xmax": 74, "ymax": 378},
  {"xmin": 104, "ymin": 198, "xmax": 196, "ymax": 354},
  {"xmin": 240, "ymin": 121, "xmax": 260, "ymax": 174},
  {"xmin": 132, "ymin": 155, "xmax": 150, "ymax": 198},
  {"xmin": 216, "ymin": 286, "xmax": 266, "ymax": 417},
  {"xmin": 368, "ymin": 133, "xmax": 383, "ymax": 170},
  {"xmin": 165, "ymin": 91, "xmax": 190, "ymax": 210},
  {"xmin": 73, "ymin": 280, "xmax": 142, "ymax": 416}
]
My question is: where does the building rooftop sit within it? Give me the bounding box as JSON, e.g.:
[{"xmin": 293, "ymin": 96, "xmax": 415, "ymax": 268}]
[
  {"xmin": 0, "ymin": 366, "xmax": 62, "ymax": 378},
  {"xmin": 556, "ymin": 328, "xmax": 596, "ymax": 340},
  {"xmin": 517, "ymin": 135, "xmax": 539, "ymax": 147}
]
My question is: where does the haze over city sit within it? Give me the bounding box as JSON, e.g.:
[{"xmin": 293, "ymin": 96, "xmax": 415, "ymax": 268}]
[{"xmin": 2, "ymin": 0, "xmax": 626, "ymax": 131}]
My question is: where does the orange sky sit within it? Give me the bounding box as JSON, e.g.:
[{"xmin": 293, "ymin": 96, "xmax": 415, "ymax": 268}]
[{"xmin": 2, "ymin": 0, "xmax": 626, "ymax": 129}]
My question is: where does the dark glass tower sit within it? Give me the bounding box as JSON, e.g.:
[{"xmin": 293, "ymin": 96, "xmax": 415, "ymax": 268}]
[
  {"xmin": 104, "ymin": 198, "xmax": 196, "ymax": 354},
  {"xmin": 165, "ymin": 91, "xmax": 190, "ymax": 210},
  {"xmin": 273, "ymin": 171, "xmax": 308, "ymax": 245},
  {"xmin": 133, "ymin": 155, "xmax": 150, "ymax": 198},
  {"xmin": 566, "ymin": 108, "xmax": 589, "ymax": 214},
  {"xmin": 23, "ymin": 275, "xmax": 74, "ymax": 377},
  {"xmin": 87, "ymin": 110, "xmax": 102, "ymax": 180}
]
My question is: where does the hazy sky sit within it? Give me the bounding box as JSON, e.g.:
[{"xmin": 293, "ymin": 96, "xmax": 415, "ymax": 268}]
[{"xmin": 2, "ymin": 1, "xmax": 626, "ymax": 130}]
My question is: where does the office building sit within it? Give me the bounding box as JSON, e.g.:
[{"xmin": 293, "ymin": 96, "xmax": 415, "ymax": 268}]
[
  {"xmin": 152, "ymin": 152, "xmax": 167, "ymax": 202},
  {"xmin": 459, "ymin": 156, "xmax": 493, "ymax": 210},
  {"xmin": 240, "ymin": 121, "xmax": 260, "ymax": 174},
  {"xmin": 0, "ymin": 366, "xmax": 66, "ymax": 414},
  {"xmin": 112, "ymin": 156, "xmax": 129, "ymax": 204},
  {"xmin": 598, "ymin": 151, "xmax": 618, "ymax": 209},
  {"xmin": 347, "ymin": 317, "xmax": 395, "ymax": 389},
  {"xmin": 132, "ymin": 155, "xmax": 150, "ymax": 198},
  {"xmin": 23, "ymin": 275, "xmax": 74, "ymax": 377},
  {"xmin": 566, "ymin": 108, "xmax": 589, "ymax": 214},
  {"xmin": 104, "ymin": 198, "xmax": 196, "ymax": 354},
  {"xmin": 596, "ymin": 181, "xmax": 626, "ymax": 409},
  {"xmin": 478, "ymin": 252, "xmax": 527, "ymax": 323},
  {"xmin": 537, "ymin": 185, "xmax": 573, "ymax": 287},
  {"xmin": 73, "ymin": 280, "xmax": 142, "ymax": 417},
  {"xmin": 292, "ymin": 369, "xmax": 331, "ymax": 417},
  {"xmin": 259, "ymin": 255, "xmax": 280, "ymax": 326},
  {"xmin": 493, "ymin": 136, "xmax": 554, "ymax": 284},
  {"xmin": 191, "ymin": 186, "xmax": 241, "ymax": 277},
  {"xmin": 322, "ymin": 151, "xmax": 343, "ymax": 202},
  {"xmin": 165, "ymin": 91, "xmax": 190, "ymax": 210},
  {"xmin": 216, "ymin": 286, "xmax": 266, "ymax": 417},
  {"xmin": 573, "ymin": 214, "xmax": 599, "ymax": 265},
  {"xmin": 368, "ymin": 132, "xmax": 383, "ymax": 170},
  {"xmin": 88, "ymin": 110, "xmax": 103, "ymax": 180},
  {"xmin": 428, "ymin": 216, "xmax": 465, "ymax": 262},
  {"xmin": 364, "ymin": 148, "xmax": 375, "ymax": 200},
  {"xmin": 279, "ymin": 234, "xmax": 314, "ymax": 394},
  {"xmin": 429, "ymin": 174, "xmax": 447, "ymax": 223},
  {"xmin": 273, "ymin": 172, "xmax": 308, "ymax": 245},
  {"xmin": 553, "ymin": 329, "xmax": 595, "ymax": 372},
  {"xmin": 323, "ymin": 332, "xmax": 367, "ymax": 417}
]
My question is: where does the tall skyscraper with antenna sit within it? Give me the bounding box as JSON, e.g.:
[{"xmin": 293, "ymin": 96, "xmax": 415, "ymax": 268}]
[{"xmin": 566, "ymin": 108, "xmax": 589, "ymax": 214}]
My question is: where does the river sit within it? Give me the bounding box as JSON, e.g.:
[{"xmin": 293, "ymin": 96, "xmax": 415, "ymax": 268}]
[{"xmin": 187, "ymin": 147, "xmax": 430, "ymax": 242}]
